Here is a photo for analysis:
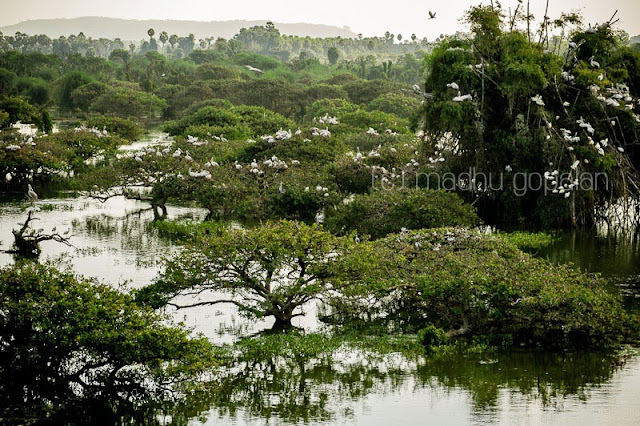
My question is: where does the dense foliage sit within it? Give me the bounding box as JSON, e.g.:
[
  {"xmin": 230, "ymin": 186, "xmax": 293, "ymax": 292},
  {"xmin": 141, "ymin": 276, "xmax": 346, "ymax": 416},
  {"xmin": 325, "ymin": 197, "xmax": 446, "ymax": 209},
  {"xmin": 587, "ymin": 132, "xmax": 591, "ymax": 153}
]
[
  {"xmin": 0, "ymin": 262, "xmax": 215, "ymax": 423},
  {"xmin": 417, "ymin": 5, "xmax": 640, "ymax": 227},
  {"xmin": 325, "ymin": 189, "xmax": 480, "ymax": 238},
  {"xmin": 331, "ymin": 228, "xmax": 639, "ymax": 348}
]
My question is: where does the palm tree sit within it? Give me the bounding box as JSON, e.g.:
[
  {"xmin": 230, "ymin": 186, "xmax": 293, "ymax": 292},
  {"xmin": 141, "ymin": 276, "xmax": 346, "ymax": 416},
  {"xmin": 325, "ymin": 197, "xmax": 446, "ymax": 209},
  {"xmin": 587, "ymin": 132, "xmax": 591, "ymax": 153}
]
[
  {"xmin": 169, "ymin": 34, "xmax": 178, "ymax": 49},
  {"xmin": 159, "ymin": 31, "xmax": 168, "ymax": 54}
]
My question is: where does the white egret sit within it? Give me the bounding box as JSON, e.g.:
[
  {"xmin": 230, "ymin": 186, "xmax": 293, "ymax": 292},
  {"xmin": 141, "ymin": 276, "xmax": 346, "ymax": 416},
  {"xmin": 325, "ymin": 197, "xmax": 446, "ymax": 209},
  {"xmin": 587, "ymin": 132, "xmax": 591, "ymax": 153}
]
[
  {"xmin": 278, "ymin": 182, "xmax": 285, "ymax": 194},
  {"xmin": 244, "ymin": 65, "xmax": 263, "ymax": 73},
  {"xmin": 5, "ymin": 172, "xmax": 12, "ymax": 182},
  {"xmin": 531, "ymin": 94, "xmax": 545, "ymax": 106},
  {"xmin": 315, "ymin": 210, "xmax": 325, "ymax": 224},
  {"xmin": 589, "ymin": 56, "xmax": 600, "ymax": 68},
  {"xmin": 446, "ymin": 82, "xmax": 459, "ymax": 90},
  {"xmin": 453, "ymin": 93, "xmax": 472, "ymax": 102},
  {"xmin": 505, "ymin": 165, "xmax": 512, "ymax": 172}
]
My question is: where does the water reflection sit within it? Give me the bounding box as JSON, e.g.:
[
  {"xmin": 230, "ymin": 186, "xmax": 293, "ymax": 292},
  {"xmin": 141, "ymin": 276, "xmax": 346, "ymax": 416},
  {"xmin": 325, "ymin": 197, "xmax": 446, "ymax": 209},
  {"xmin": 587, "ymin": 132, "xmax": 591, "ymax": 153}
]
[
  {"xmin": 118, "ymin": 129, "xmax": 173, "ymax": 152},
  {"xmin": 178, "ymin": 344, "xmax": 640, "ymax": 426},
  {"xmin": 0, "ymin": 195, "xmax": 208, "ymax": 287},
  {"xmin": 539, "ymin": 230, "xmax": 640, "ymax": 309}
]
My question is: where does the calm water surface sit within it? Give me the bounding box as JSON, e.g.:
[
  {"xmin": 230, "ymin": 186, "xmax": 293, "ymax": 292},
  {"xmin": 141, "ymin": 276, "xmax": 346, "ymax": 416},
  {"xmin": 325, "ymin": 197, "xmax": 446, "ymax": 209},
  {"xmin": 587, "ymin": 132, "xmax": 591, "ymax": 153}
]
[{"xmin": 0, "ymin": 193, "xmax": 638, "ymax": 425}]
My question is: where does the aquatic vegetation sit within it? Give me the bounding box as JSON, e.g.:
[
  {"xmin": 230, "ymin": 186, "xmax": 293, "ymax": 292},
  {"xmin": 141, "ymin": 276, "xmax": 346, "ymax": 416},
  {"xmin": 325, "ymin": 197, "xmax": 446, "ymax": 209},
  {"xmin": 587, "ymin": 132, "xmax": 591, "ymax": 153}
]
[{"xmin": 496, "ymin": 231, "xmax": 561, "ymax": 253}]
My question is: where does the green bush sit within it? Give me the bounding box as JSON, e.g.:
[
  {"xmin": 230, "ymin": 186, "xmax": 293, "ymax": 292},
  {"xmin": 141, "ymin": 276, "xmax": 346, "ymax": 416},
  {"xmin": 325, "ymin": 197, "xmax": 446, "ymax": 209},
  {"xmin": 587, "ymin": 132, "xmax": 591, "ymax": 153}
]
[
  {"xmin": 367, "ymin": 93, "xmax": 421, "ymax": 119},
  {"xmin": 164, "ymin": 105, "xmax": 294, "ymax": 138},
  {"xmin": 305, "ymin": 98, "xmax": 359, "ymax": 120},
  {"xmin": 333, "ymin": 228, "xmax": 639, "ymax": 348},
  {"xmin": 237, "ymin": 136, "xmax": 346, "ymax": 164},
  {"xmin": 340, "ymin": 109, "xmax": 409, "ymax": 134},
  {"xmin": 90, "ymin": 85, "xmax": 167, "ymax": 118},
  {"xmin": 418, "ymin": 325, "xmax": 449, "ymax": 351},
  {"xmin": 86, "ymin": 116, "xmax": 143, "ymax": 140},
  {"xmin": 325, "ymin": 189, "xmax": 480, "ymax": 238}
]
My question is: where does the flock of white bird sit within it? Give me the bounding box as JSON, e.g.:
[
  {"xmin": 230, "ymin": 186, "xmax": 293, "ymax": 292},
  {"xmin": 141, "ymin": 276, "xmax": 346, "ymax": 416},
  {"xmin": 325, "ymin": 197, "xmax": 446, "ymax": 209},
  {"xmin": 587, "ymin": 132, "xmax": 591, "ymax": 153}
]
[{"xmin": 73, "ymin": 124, "xmax": 109, "ymax": 138}]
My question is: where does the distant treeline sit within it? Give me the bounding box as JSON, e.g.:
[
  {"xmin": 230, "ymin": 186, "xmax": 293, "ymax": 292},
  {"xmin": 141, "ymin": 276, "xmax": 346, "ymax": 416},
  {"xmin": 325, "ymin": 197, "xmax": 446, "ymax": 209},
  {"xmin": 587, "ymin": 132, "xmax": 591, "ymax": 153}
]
[{"xmin": 0, "ymin": 22, "xmax": 431, "ymax": 65}]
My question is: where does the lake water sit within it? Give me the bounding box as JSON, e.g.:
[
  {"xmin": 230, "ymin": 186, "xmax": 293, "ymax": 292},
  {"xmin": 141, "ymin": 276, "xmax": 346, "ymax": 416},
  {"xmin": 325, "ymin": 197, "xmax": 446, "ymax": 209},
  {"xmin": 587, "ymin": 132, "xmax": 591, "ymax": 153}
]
[{"xmin": 0, "ymin": 192, "xmax": 638, "ymax": 425}]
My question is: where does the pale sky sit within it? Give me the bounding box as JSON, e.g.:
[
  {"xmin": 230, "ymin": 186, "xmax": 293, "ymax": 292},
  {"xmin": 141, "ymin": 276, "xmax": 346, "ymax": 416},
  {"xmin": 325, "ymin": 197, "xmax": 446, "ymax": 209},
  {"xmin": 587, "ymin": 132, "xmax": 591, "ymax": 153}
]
[{"xmin": 1, "ymin": 0, "xmax": 639, "ymax": 39}]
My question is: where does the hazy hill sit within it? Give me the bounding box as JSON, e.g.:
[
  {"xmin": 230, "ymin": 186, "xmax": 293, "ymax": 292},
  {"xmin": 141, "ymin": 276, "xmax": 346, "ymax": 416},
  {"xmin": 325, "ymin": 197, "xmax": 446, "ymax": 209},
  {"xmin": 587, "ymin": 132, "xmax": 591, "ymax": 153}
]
[{"xmin": 0, "ymin": 17, "xmax": 358, "ymax": 40}]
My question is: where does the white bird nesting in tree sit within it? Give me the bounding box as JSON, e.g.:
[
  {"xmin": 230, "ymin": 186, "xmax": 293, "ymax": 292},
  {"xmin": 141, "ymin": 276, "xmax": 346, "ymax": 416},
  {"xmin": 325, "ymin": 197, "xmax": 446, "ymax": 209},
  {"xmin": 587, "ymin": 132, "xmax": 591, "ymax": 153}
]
[
  {"xmin": 531, "ymin": 94, "xmax": 545, "ymax": 106},
  {"xmin": 452, "ymin": 93, "xmax": 472, "ymax": 102},
  {"xmin": 446, "ymin": 82, "xmax": 459, "ymax": 90},
  {"xmin": 589, "ymin": 56, "xmax": 600, "ymax": 69}
]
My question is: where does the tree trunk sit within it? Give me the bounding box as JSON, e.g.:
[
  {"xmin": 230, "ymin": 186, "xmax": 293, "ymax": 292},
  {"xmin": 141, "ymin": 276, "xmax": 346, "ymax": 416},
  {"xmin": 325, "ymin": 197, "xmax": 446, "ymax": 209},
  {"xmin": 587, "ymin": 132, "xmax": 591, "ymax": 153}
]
[
  {"xmin": 271, "ymin": 308, "xmax": 294, "ymax": 331},
  {"xmin": 152, "ymin": 203, "xmax": 167, "ymax": 221}
]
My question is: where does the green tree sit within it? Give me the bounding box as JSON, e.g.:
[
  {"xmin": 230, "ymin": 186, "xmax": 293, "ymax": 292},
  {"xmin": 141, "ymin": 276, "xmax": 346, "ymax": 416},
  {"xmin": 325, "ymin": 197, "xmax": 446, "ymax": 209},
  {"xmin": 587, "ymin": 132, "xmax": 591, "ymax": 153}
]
[
  {"xmin": 0, "ymin": 96, "xmax": 38, "ymax": 128},
  {"xmin": 137, "ymin": 221, "xmax": 352, "ymax": 330},
  {"xmin": 55, "ymin": 71, "xmax": 94, "ymax": 110},
  {"xmin": 40, "ymin": 108, "xmax": 52, "ymax": 133},
  {"xmin": 0, "ymin": 262, "xmax": 215, "ymax": 422},
  {"xmin": 327, "ymin": 46, "xmax": 340, "ymax": 65},
  {"xmin": 159, "ymin": 31, "xmax": 169, "ymax": 53},
  {"xmin": 0, "ymin": 67, "xmax": 17, "ymax": 95}
]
